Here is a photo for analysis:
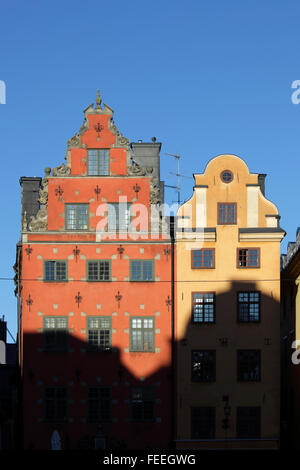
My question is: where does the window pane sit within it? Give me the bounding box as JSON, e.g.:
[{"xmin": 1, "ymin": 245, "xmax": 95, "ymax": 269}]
[
  {"xmin": 238, "ymin": 291, "xmax": 260, "ymax": 322},
  {"xmin": 107, "ymin": 204, "xmax": 118, "ymax": 231},
  {"xmin": 191, "ymin": 407, "xmax": 215, "ymax": 439},
  {"xmin": 131, "ymin": 387, "xmax": 155, "ymax": 422},
  {"xmin": 87, "ymin": 150, "xmax": 98, "ymax": 175},
  {"xmin": 131, "ymin": 317, "xmax": 154, "ymax": 352},
  {"xmin": 87, "ymin": 317, "xmax": 111, "ymax": 351},
  {"xmin": 44, "ymin": 388, "xmax": 67, "ymax": 422},
  {"xmin": 88, "ymin": 387, "xmax": 111, "ymax": 422},
  {"xmin": 99, "ymin": 261, "xmax": 110, "ymax": 281},
  {"xmin": 99, "ymin": 150, "xmax": 109, "ymax": 175},
  {"xmin": 88, "ymin": 262, "xmax": 99, "ymax": 280},
  {"xmin": 55, "ymin": 262, "xmax": 66, "ymax": 281},
  {"xmin": 193, "ymin": 249, "xmax": 214, "ymax": 268},
  {"xmin": 66, "ymin": 205, "xmax": 77, "ymax": 230},
  {"xmin": 249, "ymin": 249, "xmax": 259, "ymax": 267},
  {"xmin": 193, "ymin": 293, "xmax": 215, "ymax": 323},
  {"xmin": 131, "ymin": 261, "xmax": 142, "ymax": 281},
  {"xmin": 45, "ymin": 261, "xmax": 55, "ymax": 281},
  {"xmin": 192, "ymin": 350, "xmax": 216, "ymax": 382},
  {"xmin": 237, "ymin": 407, "xmax": 260, "ymax": 438},
  {"xmin": 77, "ymin": 205, "xmax": 88, "ymax": 229},
  {"xmin": 238, "ymin": 249, "xmax": 259, "ymax": 268},
  {"xmin": 142, "ymin": 261, "xmax": 153, "ymax": 281},
  {"xmin": 66, "ymin": 204, "xmax": 88, "ymax": 230},
  {"xmin": 87, "ymin": 149, "xmax": 110, "ymax": 176},
  {"xmin": 87, "ymin": 261, "xmax": 110, "ymax": 281},
  {"xmin": 238, "ymin": 350, "xmax": 261, "ymax": 381}
]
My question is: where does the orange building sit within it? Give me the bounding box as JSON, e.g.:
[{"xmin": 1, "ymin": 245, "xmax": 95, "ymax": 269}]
[
  {"xmin": 175, "ymin": 155, "xmax": 285, "ymax": 449},
  {"xmin": 15, "ymin": 92, "xmax": 173, "ymax": 450}
]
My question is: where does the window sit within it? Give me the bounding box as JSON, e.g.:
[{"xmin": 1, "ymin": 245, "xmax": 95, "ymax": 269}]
[
  {"xmin": 237, "ymin": 292, "xmax": 260, "ymax": 322},
  {"xmin": 191, "ymin": 407, "xmax": 216, "ymax": 439},
  {"xmin": 236, "ymin": 407, "xmax": 261, "ymax": 438},
  {"xmin": 237, "ymin": 350, "xmax": 261, "ymax": 382},
  {"xmin": 237, "ymin": 248, "xmax": 260, "ymax": 268},
  {"xmin": 65, "ymin": 204, "xmax": 89, "ymax": 230},
  {"xmin": 130, "ymin": 317, "xmax": 155, "ymax": 352},
  {"xmin": 130, "ymin": 387, "xmax": 155, "ymax": 422},
  {"xmin": 87, "ymin": 260, "xmax": 111, "ymax": 281},
  {"xmin": 87, "ymin": 387, "xmax": 111, "ymax": 422},
  {"xmin": 43, "ymin": 317, "xmax": 68, "ymax": 351},
  {"xmin": 191, "ymin": 350, "xmax": 216, "ymax": 382},
  {"xmin": 192, "ymin": 293, "xmax": 215, "ymax": 323},
  {"xmin": 130, "ymin": 260, "xmax": 154, "ymax": 281},
  {"xmin": 218, "ymin": 203, "xmax": 237, "ymax": 224},
  {"xmin": 44, "ymin": 260, "xmax": 67, "ymax": 281},
  {"xmin": 87, "ymin": 317, "xmax": 112, "ymax": 352},
  {"xmin": 192, "ymin": 249, "xmax": 215, "ymax": 269},
  {"xmin": 44, "ymin": 387, "xmax": 68, "ymax": 422},
  {"xmin": 87, "ymin": 149, "xmax": 110, "ymax": 175},
  {"xmin": 107, "ymin": 203, "xmax": 132, "ymax": 232},
  {"xmin": 220, "ymin": 170, "xmax": 233, "ymax": 183}
]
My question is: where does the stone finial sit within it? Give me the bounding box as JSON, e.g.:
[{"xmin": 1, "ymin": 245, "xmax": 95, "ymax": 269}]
[
  {"xmin": 22, "ymin": 211, "xmax": 28, "ymax": 231},
  {"xmin": 96, "ymin": 89, "xmax": 102, "ymax": 109}
]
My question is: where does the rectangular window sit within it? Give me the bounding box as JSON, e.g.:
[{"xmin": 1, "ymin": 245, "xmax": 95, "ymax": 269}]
[
  {"xmin": 44, "ymin": 260, "xmax": 67, "ymax": 281},
  {"xmin": 218, "ymin": 203, "xmax": 237, "ymax": 224},
  {"xmin": 237, "ymin": 292, "xmax": 260, "ymax": 322},
  {"xmin": 192, "ymin": 293, "xmax": 215, "ymax": 323},
  {"xmin": 44, "ymin": 387, "xmax": 68, "ymax": 422},
  {"xmin": 87, "ymin": 149, "xmax": 110, "ymax": 176},
  {"xmin": 192, "ymin": 249, "xmax": 215, "ymax": 269},
  {"xmin": 107, "ymin": 203, "xmax": 132, "ymax": 232},
  {"xmin": 191, "ymin": 350, "xmax": 216, "ymax": 382},
  {"xmin": 130, "ymin": 260, "xmax": 154, "ymax": 281},
  {"xmin": 43, "ymin": 317, "xmax": 68, "ymax": 351},
  {"xmin": 65, "ymin": 204, "xmax": 89, "ymax": 230},
  {"xmin": 236, "ymin": 407, "xmax": 261, "ymax": 438},
  {"xmin": 87, "ymin": 260, "xmax": 111, "ymax": 281},
  {"xmin": 130, "ymin": 317, "xmax": 155, "ymax": 352},
  {"xmin": 237, "ymin": 350, "xmax": 261, "ymax": 382},
  {"xmin": 87, "ymin": 387, "xmax": 112, "ymax": 422},
  {"xmin": 87, "ymin": 317, "xmax": 112, "ymax": 352},
  {"xmin": 237, "ymin": 248, "xmax": 260, "ymax": 268},
  {"xmin": 130, "ymin": 386, "xmax": 155, "ymax": 422},
  {"xmin": 191, "ymin": 407, "xmax": 216, "ymax": 439}
]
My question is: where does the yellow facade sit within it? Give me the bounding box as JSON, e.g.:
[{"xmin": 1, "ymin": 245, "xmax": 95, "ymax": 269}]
[{"xmin": 175, "ymin": 154, "xmax": 285, "ymax": 449}]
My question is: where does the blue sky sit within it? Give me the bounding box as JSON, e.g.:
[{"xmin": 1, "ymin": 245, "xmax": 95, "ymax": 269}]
[{"xmin": 1, "ymin": 0, "xmax": 299, "ymax": 338}]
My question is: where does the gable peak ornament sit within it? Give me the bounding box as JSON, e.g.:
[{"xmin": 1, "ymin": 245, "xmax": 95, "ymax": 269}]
[{"xmin": 95, "ymin": 89, "xmax": 102, "ymax": 109}]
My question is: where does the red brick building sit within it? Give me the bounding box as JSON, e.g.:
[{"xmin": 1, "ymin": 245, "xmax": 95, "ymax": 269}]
[{"xmin": 16, "ymin": 92, "xmax": 173, "ymax": 450}]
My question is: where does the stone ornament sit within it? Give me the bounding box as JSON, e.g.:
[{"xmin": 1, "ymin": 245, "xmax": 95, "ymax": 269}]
[
  {"xmin": 52, "ymin": 163, "xmax": 71, "ymax": 177},
  {"xmin": 28, "ymin": 168, "xmax": 50, "ymax": 232},
  {"xmin": 127, "ymin": 161, "xmax": 146, "ymax": 176},
  {"xmin": 127, "ymin": 162, "xmax": 161, "ymax": 205}
]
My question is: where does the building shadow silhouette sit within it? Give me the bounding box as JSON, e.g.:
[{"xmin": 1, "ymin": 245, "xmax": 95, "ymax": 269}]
[{"xmin": 18, "ymin": 279, "xmax": 283, "ymax": 451}]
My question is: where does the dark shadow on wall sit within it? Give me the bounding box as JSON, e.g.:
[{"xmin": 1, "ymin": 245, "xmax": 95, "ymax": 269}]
[
  {"xmin": 178, "ymin": 281, "xmax": 282, "ymax": 450},
  {"xmin": 18, "ymin": 279, "xmax": 287, "ymax": 451}
]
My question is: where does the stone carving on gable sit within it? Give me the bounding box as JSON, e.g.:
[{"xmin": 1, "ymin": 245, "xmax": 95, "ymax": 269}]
[
  {"xmin": 127, "ymin": 160, "xmax": 147, "ymax": 176},
  {"xmin": 52, "ymin": 162, "xmax": 71, "ymax": 177},
  {"xmin": 109, "ymin": 117, "xmax": 130, "ymax": 150},
  {"xmin": 127, "ymin": 163, "xmax": 161, "ymax": 205},
  {"xmin": 148, "ymin": 168, "xmax": 161, "ymax": 205},
  {"xmin": 28, "ymin": 168, "xmax": 50, "ymax": 232}
]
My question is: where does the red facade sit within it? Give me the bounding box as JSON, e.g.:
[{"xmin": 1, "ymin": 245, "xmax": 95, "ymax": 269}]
[{"xmin": 17, "ymin": 93, "xmax": 173, "ymax": 450}]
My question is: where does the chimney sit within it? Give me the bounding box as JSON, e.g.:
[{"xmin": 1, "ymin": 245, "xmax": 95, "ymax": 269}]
[
  {"xmin": 19, "ymin": 176, "xmax": 42, "ymax": 229},
  {"xmin": 258, "ymin": 174, "xmax": 266, "ymax": 196},
  {"xmin": 130, "ymin": 139, "xmax": 164, "ymax": 203}
]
